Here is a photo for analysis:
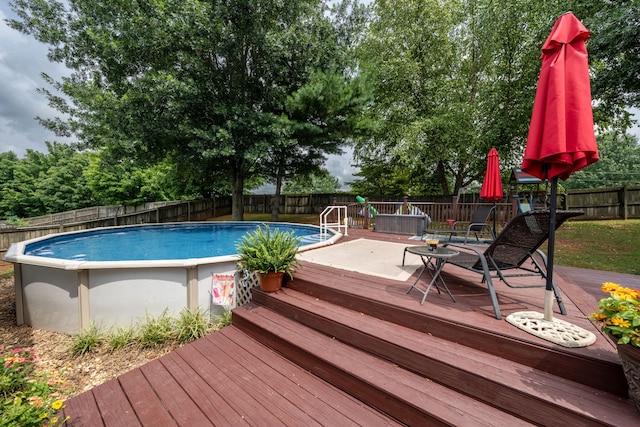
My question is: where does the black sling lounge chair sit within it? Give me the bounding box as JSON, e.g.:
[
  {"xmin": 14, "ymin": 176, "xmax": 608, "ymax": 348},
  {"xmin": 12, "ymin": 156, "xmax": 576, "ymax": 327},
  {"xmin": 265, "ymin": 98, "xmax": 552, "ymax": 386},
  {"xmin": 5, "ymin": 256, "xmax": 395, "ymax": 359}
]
[{"xmin": 442, "ymin": 210, "xmax": 584, "ymax": 320}]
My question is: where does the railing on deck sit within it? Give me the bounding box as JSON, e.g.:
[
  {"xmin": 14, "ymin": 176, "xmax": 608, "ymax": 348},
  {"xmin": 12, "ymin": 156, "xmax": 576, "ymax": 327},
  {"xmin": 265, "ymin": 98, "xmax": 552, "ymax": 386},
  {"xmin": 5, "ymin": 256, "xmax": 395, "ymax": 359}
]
[
  {"xmin": 320, "ymin": 205, "xmax": 348, "ymax": 237},
  {"xmin": 344, "ymin": 197, "xmax": 519, "ymax": 235}
]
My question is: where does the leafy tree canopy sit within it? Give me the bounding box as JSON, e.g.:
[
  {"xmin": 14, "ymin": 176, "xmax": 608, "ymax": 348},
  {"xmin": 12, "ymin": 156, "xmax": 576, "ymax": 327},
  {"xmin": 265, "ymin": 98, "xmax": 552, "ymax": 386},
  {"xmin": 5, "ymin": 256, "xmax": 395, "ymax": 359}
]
[
  {"xmin": 0, "ymin": 143, "xmax": 93, "ymax": 217},
  {"xmin": 283, "ymin": 168, "xmax": 340, "ymax": 194},
  {"xmin": 565, "ymin": 132, "xmax": 640, "ymax": 189},
  {"xmin": 352, "ymin": 0, "xmax": 567, "ymax": 196},
  {"xmin": 572, "ymin": 0, "xmax": 640, "ymax": 128},
  {"xmin": 8, "ymin": 0, "xmax": 364, "ymax": 219}
]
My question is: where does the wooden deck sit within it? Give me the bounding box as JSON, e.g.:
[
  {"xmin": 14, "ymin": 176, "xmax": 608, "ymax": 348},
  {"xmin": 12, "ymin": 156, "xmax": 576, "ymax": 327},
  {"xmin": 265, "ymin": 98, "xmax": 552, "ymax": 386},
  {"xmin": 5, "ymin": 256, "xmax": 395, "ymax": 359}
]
[{"xmin": 61, "ymin": 228, "xmax": 640, "ymax": 426}]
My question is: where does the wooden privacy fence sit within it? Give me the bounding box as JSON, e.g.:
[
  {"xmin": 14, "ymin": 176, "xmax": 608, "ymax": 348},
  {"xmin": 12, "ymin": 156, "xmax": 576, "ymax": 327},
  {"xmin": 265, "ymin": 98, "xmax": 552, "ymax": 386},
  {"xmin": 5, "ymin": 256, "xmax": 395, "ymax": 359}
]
[
  {"xmin": 22, "ymin": 199, "xmax": 237, "ymax": 226},
  {"xmin": 564, "ymin": 185, "xmax": 640, "ymax": 220},
  {"xmin": 0, "ymin": 198, "xmax": 232, "ymax": 255}
]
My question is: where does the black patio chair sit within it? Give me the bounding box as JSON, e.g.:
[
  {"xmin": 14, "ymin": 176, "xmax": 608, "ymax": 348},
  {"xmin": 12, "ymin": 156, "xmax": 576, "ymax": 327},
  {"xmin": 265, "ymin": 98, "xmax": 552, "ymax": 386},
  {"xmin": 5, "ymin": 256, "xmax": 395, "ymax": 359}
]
[
  {"xmin": 424, "ymin": 204, "xmax": 496, "ymax": 243},
  {"xmin": 442, "ymin": 210, "xmax": 584, "ymax": 319}
]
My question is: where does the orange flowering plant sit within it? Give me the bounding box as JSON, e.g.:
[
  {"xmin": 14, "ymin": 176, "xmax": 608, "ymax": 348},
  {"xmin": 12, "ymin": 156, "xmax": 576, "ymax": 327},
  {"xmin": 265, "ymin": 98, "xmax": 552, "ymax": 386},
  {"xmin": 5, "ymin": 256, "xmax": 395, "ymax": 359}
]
[{"xmin": 590, "ymin": 282, "xmax": 640, "ymax": 347}]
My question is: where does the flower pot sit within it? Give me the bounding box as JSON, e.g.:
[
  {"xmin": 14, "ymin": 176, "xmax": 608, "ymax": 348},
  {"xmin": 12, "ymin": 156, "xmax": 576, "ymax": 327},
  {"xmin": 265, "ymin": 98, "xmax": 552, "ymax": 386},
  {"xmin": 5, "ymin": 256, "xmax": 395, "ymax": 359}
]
[
  {"xmin": 257, "ymin": 272, "xmax": 284, "ymax": 292},
  {"xmin": 615, "ymin": 342, "xmax": 640, "ymax": 411}
]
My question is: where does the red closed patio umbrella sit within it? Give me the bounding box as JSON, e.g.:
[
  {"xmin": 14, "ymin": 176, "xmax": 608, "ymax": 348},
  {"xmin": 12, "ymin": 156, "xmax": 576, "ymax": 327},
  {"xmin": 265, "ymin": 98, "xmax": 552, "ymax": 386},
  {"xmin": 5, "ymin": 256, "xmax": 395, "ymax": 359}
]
[
  {"xmin": 508, "ymin": 12, "xmax": 599, "ymax": 347},
  {"xmin": 480, "ymin": 148, "xmax": 503, "ymax": 236},
  {"xmin": 522, "ymin": 12, "xmax": 599, "ymax": 180}
]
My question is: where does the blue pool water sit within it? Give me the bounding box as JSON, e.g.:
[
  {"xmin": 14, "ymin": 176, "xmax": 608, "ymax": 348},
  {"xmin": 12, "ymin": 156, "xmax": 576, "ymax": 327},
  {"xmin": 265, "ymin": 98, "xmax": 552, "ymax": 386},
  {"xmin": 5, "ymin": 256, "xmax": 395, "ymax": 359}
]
[{"xmin": 25, "ymin": 222, "xmax": 326, "ymax": 262}]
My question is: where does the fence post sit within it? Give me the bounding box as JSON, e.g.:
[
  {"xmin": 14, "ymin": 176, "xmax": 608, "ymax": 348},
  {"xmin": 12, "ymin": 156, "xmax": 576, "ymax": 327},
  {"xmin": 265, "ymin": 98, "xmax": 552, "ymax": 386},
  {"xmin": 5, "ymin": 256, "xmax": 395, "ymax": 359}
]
[
  {"xmin": 623, "ymin": 185, "xmax": 629, "ymax": 220},
  {"xmin": 451, "ymin": 196, "xmax": 458, "ymax": 220},
  {"xmin": 364, "ymin": 198, "xmax": 370, "ymax": 230}
]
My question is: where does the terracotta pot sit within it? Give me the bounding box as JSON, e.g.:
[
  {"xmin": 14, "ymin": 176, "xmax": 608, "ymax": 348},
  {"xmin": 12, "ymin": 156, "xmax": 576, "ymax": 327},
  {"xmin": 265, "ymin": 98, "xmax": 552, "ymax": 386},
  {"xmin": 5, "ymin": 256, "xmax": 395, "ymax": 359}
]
[
  {"xmin": 257, "ymin": 272, "xmax": 284, "ymax": 292},
  {"xmin": 616, "ymin": 342, "xmax": 640, "ymax": 411}
]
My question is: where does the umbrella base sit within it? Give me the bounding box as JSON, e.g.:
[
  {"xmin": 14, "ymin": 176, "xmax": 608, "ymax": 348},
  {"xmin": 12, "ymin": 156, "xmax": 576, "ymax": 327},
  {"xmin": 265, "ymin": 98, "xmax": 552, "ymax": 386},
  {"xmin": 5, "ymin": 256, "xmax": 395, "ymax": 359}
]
[{"xmin": 506, "ymin": 311, "xmax": 596, "ymax": 348}]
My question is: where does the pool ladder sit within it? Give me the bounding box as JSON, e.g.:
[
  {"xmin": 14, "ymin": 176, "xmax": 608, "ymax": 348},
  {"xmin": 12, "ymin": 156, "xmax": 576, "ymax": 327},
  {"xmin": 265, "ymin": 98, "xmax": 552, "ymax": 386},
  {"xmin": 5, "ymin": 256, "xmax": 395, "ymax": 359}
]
[{"xmin": 320, "ymin": 205, "xmax": 348, "ymax": 237}]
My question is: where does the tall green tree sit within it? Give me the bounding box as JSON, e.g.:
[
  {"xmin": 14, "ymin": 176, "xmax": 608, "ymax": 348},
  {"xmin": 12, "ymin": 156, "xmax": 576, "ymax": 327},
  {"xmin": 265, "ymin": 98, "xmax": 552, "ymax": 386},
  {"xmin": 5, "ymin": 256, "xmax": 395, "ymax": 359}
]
[
  {"xmin": 0, "ymin": 143, "xmax": 93, "ymax": 217},
  {"xmin": 565, "ymin": 132, "xmax": 640, "ymax": 189},
  {"xmin": 353, "ymin": 0, "xmax": 565, "ymax": 196},
  {"xmin": 35, "ymin": 143, "xmax": 94, "ymax": 212},
  {"xmin": 266, "ymin": 66, "xmax": 369, "ymax": 220},
  {"xmin": 8, "ymin": 0, "xmax": 359, "ymax": 220},
  {"xmin": 84, "ymin": 151, "xmax": 177, "ymax": 205},
  {"xmin": 570, "ymin": 1, "xmax": 640, "ymax": 129},
  {"xmin": 283, "ymin": 168, "xmax": 340, "ymax": 194}
]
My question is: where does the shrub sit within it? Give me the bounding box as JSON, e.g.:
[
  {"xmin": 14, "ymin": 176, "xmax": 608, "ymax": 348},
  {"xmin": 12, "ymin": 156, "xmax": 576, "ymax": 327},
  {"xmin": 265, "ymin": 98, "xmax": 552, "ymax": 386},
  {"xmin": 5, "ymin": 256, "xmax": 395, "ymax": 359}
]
[{"xmin": 590, "ymin": 282, "xmax": 640, "ymax": 347}]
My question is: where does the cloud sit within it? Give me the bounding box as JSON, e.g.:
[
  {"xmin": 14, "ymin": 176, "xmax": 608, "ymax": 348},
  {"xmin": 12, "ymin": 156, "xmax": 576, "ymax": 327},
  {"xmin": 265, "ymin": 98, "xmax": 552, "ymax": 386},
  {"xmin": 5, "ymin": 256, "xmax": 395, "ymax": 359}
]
[
  {"xmin": 325, "ymin": 147, "xmax": 359, "ymax": 190},
  {"xmin": 0, "ymin": 6, "xmax": 70, "ymax": 156}
]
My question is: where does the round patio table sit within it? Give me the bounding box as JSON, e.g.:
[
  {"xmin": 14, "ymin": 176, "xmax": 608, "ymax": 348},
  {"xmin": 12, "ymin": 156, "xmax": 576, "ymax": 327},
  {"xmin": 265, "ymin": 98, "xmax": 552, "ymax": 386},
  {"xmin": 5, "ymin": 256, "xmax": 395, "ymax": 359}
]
[{"xmin": 404, "ymin": 246, "xmax": 459, "ymax": 305}]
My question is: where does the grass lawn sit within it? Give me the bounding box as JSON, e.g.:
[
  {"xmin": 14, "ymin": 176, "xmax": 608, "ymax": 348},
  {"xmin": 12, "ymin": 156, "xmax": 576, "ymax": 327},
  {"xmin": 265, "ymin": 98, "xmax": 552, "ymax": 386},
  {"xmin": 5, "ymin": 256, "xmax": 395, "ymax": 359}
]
[{"xmin": 552, "ymin": 219, "xmax": 640, "ymax": 275}]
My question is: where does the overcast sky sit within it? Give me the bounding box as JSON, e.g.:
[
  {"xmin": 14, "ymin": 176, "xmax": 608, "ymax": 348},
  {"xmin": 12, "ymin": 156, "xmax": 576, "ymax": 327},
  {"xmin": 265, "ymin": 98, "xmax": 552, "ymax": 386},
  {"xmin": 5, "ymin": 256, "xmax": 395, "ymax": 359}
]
[{"xmin": 0, "ymin": 5, "xmax": 71, "ymax": 155}]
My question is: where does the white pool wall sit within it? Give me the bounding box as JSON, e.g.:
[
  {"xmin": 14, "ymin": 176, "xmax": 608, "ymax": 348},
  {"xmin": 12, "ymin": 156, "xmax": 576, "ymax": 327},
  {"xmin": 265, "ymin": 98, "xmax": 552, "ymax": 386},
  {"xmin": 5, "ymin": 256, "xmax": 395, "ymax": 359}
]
[{"xmin": 5, "ymin": 223, "xmax": 341, "ymax": 334}]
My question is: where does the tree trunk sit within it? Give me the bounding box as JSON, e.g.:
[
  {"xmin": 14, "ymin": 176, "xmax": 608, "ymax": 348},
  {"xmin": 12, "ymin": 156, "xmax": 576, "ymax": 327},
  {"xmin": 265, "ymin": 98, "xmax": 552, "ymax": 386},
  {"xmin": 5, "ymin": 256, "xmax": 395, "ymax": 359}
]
[
  {"xmin": 230, "ymin": 161, "xmax": 244, "ymax": 221},
  {"xmin": 437, "ymin": 162, "xmax": 450, "ymax": 196},
  {"xmin": 271, "ymin": 166, "xmax": 284, "ymax": 222}
]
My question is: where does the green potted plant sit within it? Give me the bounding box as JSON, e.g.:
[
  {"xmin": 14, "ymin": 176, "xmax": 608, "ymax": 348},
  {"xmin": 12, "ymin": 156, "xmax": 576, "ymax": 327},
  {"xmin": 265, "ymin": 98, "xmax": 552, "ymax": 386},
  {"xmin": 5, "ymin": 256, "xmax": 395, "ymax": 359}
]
[
  {"xmin": 235, "ymin": 224, "xmax": 302, "ymax": 292},
  {"xmin": 590, "ymin": 282, "xmax": 640, "ymax": 410}
]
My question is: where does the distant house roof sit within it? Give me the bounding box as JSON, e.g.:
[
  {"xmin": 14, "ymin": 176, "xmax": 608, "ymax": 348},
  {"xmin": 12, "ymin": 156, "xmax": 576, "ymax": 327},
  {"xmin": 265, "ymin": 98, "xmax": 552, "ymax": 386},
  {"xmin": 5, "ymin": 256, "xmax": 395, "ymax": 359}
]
[{"xmin": 510, "ymin": 168, "xmax": 547, "ymax": 185}]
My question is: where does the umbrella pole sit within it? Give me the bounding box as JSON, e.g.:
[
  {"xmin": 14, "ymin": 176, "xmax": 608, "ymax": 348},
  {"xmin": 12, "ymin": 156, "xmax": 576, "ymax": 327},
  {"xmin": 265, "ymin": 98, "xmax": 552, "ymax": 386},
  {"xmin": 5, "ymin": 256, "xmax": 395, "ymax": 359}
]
[
  {"xmin": 506, "ymin": 177, "xmax": 595, "ymax": 347},
  {"xmin": 493, "ymin": 201, "xmax": 497, "ymax": 239},
  {"xmin": 543, "ymin": 177, "xmax": 558, "ymax": 321}
]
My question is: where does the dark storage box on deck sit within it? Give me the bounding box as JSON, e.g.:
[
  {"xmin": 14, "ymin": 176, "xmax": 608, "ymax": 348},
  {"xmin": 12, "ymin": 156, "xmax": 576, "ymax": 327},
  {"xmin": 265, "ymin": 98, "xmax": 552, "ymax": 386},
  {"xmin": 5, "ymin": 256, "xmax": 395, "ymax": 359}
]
[{"xmin": 374, "ymin": 214, "xmax": 427, "ymax": 235}]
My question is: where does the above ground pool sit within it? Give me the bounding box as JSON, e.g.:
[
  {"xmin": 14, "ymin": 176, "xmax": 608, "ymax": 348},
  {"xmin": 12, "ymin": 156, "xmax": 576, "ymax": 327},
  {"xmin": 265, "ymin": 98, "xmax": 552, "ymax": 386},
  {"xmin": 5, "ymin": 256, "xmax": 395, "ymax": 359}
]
[{"xmin": 4, "ymin": 222, "xmax": 340, "ymax": 334}]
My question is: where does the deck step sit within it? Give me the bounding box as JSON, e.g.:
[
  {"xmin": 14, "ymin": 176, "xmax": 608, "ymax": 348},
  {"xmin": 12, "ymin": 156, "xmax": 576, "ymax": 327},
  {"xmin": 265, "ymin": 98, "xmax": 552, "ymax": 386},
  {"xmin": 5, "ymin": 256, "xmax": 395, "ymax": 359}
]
[
  {"xmin": 287, "ymin": 263, "xmax": 628, "ymax": 397},
  {"xmin": 62, "ymin": 324, "xmax": 403, "ymax": 426},
  {"xmin": 241, "ymin": 287, "xmax": 638, "ymax": 426},
  {"xmin": 233, "ymin": 302, "xmax": 535, "ymax": 427}
]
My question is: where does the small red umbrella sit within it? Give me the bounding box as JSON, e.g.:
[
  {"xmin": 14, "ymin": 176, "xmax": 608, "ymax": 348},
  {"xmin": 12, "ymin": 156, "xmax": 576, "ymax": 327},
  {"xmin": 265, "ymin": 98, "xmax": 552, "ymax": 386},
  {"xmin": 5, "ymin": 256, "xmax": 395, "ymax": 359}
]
[
  {"xmin": 480, "ymin": 148, "xmax": 503, "ymax": 236},
  {"xmin": 522, "ymin": 12, "xmax": 599, "ymax": 323}
]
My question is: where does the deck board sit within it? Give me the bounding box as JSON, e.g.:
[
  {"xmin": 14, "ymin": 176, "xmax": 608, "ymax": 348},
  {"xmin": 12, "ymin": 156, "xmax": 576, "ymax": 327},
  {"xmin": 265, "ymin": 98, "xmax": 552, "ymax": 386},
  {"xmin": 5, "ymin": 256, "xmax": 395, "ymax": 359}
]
[
  {"xmin": 194, "ymin": 333, "xmax": 323, "ymax": 426},
  {"xmin": 91, "ymin": 378, "xmax": 142, "ymax": 427},
  {"xmin": 172, "ymin": 339, "xmax": 285, "ymax": 425},
  {"xmin": 61, "ymin": 390, "xmax": 104, "ymax": 427},
  {"xmin": 218, "ymin": 327, "xmax": 402, "ymax": 426},
  {"xmin": 117, "ymin": 369, "xmax": 177, "ymax": 427},
  {"xmin": 158, "ymin": 350, "xmax": 248, "ymax": 425},
  {"xmin": 138, "ymin": 359, "xmax": 214, "ymax": 425}
]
